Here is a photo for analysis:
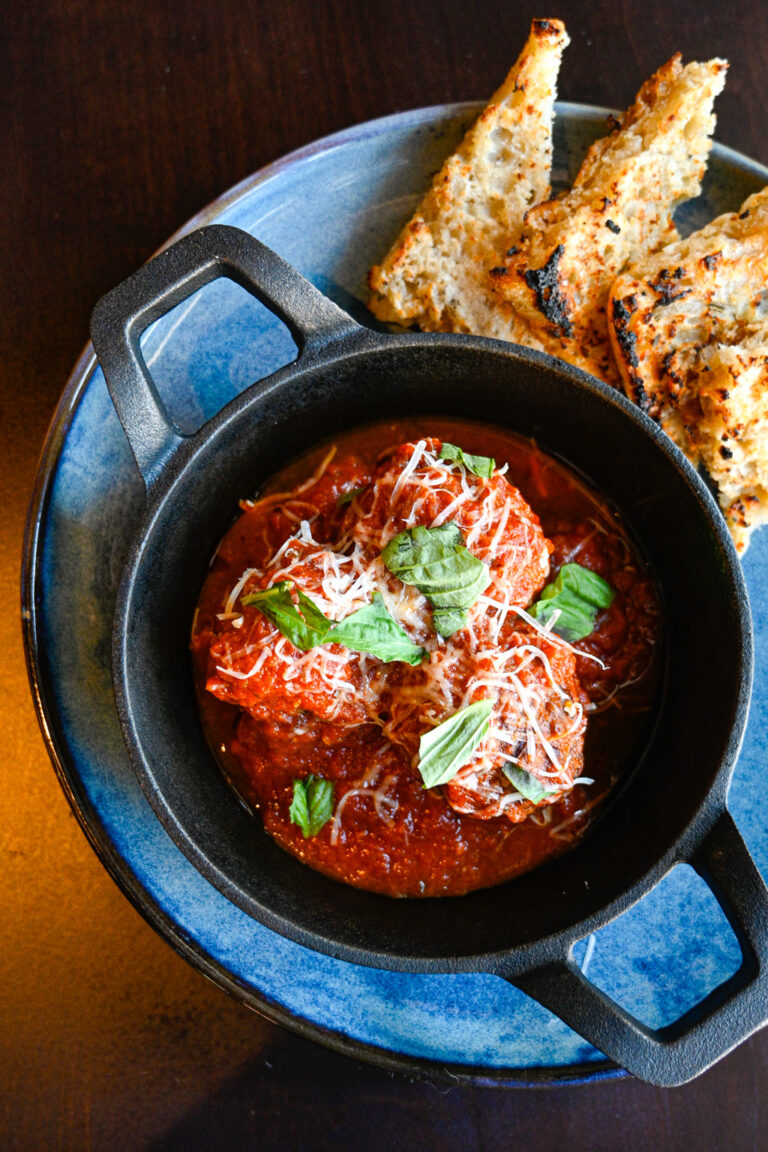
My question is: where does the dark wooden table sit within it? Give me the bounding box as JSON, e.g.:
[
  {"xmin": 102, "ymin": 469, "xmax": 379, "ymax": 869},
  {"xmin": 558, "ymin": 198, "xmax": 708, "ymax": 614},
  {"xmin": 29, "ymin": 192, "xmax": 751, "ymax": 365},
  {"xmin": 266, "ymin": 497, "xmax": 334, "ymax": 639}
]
[{"xmin": 6, "ymin": 1, "xmax": 768, "ymax": 1147}]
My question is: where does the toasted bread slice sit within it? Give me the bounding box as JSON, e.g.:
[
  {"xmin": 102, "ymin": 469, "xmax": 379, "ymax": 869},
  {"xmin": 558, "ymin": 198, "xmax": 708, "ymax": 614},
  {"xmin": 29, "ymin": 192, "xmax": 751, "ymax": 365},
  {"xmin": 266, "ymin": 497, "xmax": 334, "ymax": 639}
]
[
  {"xmin": 695, "ymin": 336, "xmax": 768, "ymax": 552},
  {"xmin": 367, "ymin": 18, "xmax": 568, "ymax": 343},
  {"xmin": 490, "ymin": 54, "xmax": 728, "ymax": 384},
  {"xmin": 609, "ymin": 186, "xmax": 768, "ymax": 551}
]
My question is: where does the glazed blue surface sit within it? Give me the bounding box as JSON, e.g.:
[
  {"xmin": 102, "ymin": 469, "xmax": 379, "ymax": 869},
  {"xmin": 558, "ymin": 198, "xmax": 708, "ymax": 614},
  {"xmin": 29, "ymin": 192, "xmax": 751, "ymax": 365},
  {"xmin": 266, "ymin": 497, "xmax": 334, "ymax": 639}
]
[{"xmin": 33, "ymin": 105, "xmax": 768, "ymax": 1076}]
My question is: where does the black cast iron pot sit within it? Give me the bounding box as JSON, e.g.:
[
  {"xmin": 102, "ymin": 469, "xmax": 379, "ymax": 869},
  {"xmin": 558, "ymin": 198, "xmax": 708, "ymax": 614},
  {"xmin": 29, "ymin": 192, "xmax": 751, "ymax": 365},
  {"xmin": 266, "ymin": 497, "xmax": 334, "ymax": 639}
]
[{"xmin": 90, "ymin": 224, "xmax": 767, "ymax": 1087}]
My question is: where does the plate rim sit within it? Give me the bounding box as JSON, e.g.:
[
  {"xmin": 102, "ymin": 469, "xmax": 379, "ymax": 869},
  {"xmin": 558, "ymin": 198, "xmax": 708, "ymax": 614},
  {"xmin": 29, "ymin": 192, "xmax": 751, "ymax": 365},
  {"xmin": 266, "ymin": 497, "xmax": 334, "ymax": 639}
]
[{"xmin": 23, "ymin": 99, "xmax": 768, "ymax": 1087}]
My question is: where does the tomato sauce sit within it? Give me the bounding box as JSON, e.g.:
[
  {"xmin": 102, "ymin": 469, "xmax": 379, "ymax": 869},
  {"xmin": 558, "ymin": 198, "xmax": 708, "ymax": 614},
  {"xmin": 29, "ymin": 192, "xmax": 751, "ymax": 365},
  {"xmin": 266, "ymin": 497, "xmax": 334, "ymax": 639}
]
[{"xmin": 192, "ymin": 418, "xmax": 661, "ymax": 897}]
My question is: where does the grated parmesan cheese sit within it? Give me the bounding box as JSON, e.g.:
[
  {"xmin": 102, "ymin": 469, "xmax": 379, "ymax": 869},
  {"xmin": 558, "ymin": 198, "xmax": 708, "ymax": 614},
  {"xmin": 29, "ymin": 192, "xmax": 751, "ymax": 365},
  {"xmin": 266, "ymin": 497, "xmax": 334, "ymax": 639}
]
[{"xmin": 206, "ymin": 437, "xmax": 594, "ymax": 822}]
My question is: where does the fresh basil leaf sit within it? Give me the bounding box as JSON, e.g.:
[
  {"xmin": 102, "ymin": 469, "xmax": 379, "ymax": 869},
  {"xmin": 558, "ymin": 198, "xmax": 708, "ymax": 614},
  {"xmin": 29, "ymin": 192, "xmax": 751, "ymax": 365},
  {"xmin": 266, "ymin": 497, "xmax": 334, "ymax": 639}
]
[
  {"xmin": 242, "ymin": 581, "xmax": 331, "ymax": 651},
  {"xmin": 531, "ymin": 591, "xmax": 595, "ymax": 642},
  {"xmin": 305, "ymin": 776, "xmax": 334, "ymax": 835},
  {"xmin": 336, "ymin": 486, "xmax": 365, "ymax": 507},
  {"xmin": 417, "ymin": 700, "xmax": 493, "ymax": 789},
  {"xmin": 326, "ymin": 594, "xmax": 426, "ymax": 665},
  {"xmin": 440, "ymin": 442, "xmax": 496, "ymax": 479},
  {"xmin": 432, "ymin": 606, "xmax": 469, "ymax": 638},
  {"xmin": 289, "ymin": 778, "xmax": 311, "ymax": 835},
  {"xmin": 530, "ymin": 562, "xmax": 614, "ymax": 642},
  {"xmin": 289, "ymin": 775, "xmax": 334, "ymax": 837},
  {"xmin": 243, "ymin": 582, "xmax": 424, "ymax": 665},
  {"xmin": 502, "ymin": 762, "xmax": 558, "ymax": 804},
  {"xmin": 296, "ymin": 590, "xmax": 334, "ymax": 636},
  {"xmin": 551, "ymin": 562, "xmax": 614, "ymax": 609},
  {"xmin": 383, "ymin": 520, "xmax": 461, "ymax": 568},
  {"xmin": 382, "ymin": 524, "xmax": 490, "ymax": 638}
]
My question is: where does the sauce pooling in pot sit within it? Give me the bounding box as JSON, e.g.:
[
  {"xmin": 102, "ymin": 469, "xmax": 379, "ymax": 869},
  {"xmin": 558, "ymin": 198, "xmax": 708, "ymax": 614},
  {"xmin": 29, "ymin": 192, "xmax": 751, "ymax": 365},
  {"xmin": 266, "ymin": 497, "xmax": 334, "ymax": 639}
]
[{"xmin": 191, "ymin": 418, "xmax": 661, "ymax": 897}]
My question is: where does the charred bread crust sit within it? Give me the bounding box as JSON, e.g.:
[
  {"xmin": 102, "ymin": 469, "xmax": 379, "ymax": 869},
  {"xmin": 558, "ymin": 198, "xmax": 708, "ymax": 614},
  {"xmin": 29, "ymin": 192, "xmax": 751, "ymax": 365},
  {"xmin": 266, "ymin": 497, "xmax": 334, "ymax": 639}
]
[
  {"xmin": 490, "ymin": 54, "xmax": 727, "ymax": 386},
  {"xmin": 608, "ymin": 186, "xmax": 768, "ymax": 551}
]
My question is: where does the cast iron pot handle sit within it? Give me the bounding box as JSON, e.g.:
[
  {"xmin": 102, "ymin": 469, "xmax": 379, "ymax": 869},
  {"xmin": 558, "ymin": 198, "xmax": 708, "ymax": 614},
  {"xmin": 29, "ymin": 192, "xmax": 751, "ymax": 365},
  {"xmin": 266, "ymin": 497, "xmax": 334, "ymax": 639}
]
[
  {"xmin": 90, "ymin": 224, "xmax": 362, "ymax": 491},
  {"xmin": 503, "ymin": 809, "xmax": 768, "ymax": 1086}
]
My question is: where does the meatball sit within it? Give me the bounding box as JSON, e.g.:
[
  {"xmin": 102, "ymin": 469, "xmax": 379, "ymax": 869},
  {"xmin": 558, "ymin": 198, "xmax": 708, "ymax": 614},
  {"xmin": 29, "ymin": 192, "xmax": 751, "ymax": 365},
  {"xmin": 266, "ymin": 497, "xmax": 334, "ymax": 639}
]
[
  {"xmin": 381, "ymin": 624, "xmax": 586, "ymax": 823},
  {"xmin": 445, "ymin": 627, "xmax": 586, "ymax": 821},
  {"xmin": 352, "ymin": 438, "xmax": 552, "ymax": 611},
  {"xmin": 206, "ymin": 541, "xmax": 376, "ymax": 728}
]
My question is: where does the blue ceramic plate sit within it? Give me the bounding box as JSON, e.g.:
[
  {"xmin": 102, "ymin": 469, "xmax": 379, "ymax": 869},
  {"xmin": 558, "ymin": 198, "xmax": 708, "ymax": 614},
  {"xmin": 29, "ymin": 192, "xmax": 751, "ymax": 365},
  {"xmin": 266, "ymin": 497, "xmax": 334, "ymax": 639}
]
[{"xmin": 23, "ymin": 104, "xmax": 768, "ymax": 1085}]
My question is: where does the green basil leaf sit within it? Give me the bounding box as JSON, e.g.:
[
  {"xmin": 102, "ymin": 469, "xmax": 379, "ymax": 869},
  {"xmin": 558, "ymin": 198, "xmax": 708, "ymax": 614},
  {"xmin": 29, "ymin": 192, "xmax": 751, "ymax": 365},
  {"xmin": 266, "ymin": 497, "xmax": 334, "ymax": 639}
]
[
  {"xmin": 326, "ymin": 593, "xmax": 426, "ymax": 665},
  {"xmin": 417, "ymin": 700, "xmax": 493, "ymax": 788},
  {"xmin": 242, "ymin": 581, "xmax": 424, "ymax": 665},
  {"xmin": 242, "ymin": 581, "xmax": 331, "ymax": 651},
  {"xmin": 501, "ymin": 762, "xmax": 558, "ymax": 804},
  {"xmin": 289, "ymin": 778, "xmax": 310, "ymax": 834},
  {"xmin": 289, "ymin": 775, "xmax": 335, "ymax": 837},
  {"xmin": 440, "ymin": 442, "xmax": 496, "ymax": 479},
  {"xmin": 432, "ymin": 606, "xmax": 469, "ymax": 638},
  {"xmin": 531, "ymin": 591, "xmax": 596, "ymax": 642},
  {"xmin": 530, "ymin": 562, "xmax": 614, "ymax": 642},
  {"xmin": 296, "ymin": 590, "xmax": 334, "ymax": 636},
  {"xmin": 305, "ymin": 776, "xmax": 334, "ymax": 835},
  {"xmin": 336, "ymin": 486, "xmax": 365, "ymax": 507},
  {"xmin": 551, "ymin": 562, "xmax": 614, "ymax": 609},
  {"xmin": 382, "ymin": 524, "xmax": 491, "ymax": 638}
]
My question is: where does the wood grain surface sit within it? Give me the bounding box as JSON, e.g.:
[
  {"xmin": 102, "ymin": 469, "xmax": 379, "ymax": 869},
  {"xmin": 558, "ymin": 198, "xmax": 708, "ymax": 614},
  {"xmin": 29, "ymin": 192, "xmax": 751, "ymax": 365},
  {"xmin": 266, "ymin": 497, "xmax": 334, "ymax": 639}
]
[{"xmin": 5, "ymin": 1, "xmax": 768, "ymax": 1148}]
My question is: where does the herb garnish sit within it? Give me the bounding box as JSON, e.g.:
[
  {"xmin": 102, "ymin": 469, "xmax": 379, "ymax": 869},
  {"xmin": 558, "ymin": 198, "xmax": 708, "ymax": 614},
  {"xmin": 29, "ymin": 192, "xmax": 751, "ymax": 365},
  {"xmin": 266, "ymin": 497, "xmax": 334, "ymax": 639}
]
[
  {"xmin": 440, "ymin": 442, "xmax": 496, "ymax": 479},
  {"xmin": 381, "ymin": 523, "xmax": 490, "ymax": 638},
  {"xmin": 502, "ymin": 762, "xmax": 559, "ymax": 804},
  {"xmin": 242, "ymin": 582, "xmax": 425, "ymax": 664},
  {"xmin": 289, "ymin": 775, "xmax": 334, "ymax": 837},
  {"xmin": 530, "ymin": 562, "xmax": 614, "ymax": 642},
  {"xmin": 336, "ymin": 486, "xmax": 365, "ymax": 506},
  {"xmin": 242, "ymin": 581, "xmax": 330, "ymax": 651},
  {"xmin": 326, "ymin": 593, "xmax": 427, "ymax": 664},
  {"xmin": 417, "ymin": 700, "xmax": 493, "ymax": 788}
]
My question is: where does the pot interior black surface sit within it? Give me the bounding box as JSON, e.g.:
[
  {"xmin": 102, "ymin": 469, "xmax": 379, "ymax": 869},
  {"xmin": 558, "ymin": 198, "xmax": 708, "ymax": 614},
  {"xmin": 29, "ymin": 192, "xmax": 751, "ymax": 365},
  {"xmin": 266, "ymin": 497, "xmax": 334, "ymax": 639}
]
[{"xmin": 117, "ymin": 337, "xmax": 748, "ymax": 967}]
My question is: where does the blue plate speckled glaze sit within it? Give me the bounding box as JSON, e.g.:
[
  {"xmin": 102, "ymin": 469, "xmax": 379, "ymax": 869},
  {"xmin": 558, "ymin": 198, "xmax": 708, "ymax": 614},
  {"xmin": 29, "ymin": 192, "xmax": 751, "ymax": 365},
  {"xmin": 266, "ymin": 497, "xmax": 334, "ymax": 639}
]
[{"xmin": 23, "ymin": 104, "xmax": 768, "ymax": 1085}]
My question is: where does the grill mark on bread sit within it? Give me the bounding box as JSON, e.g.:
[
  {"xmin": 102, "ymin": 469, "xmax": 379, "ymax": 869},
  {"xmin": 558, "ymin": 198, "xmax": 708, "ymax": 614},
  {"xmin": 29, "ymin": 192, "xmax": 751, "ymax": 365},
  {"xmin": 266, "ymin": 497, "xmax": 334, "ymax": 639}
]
[
  {"xmin": 490, "ymin": 53, "xmax": 727, "ymax": 385},
  {"xmin": 523, "ymin": 245, "xmax": 573, "ymax": 335},
  {"xmin": 611, "ymin": 296, "xmax": 641, "ymax": 370}
]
